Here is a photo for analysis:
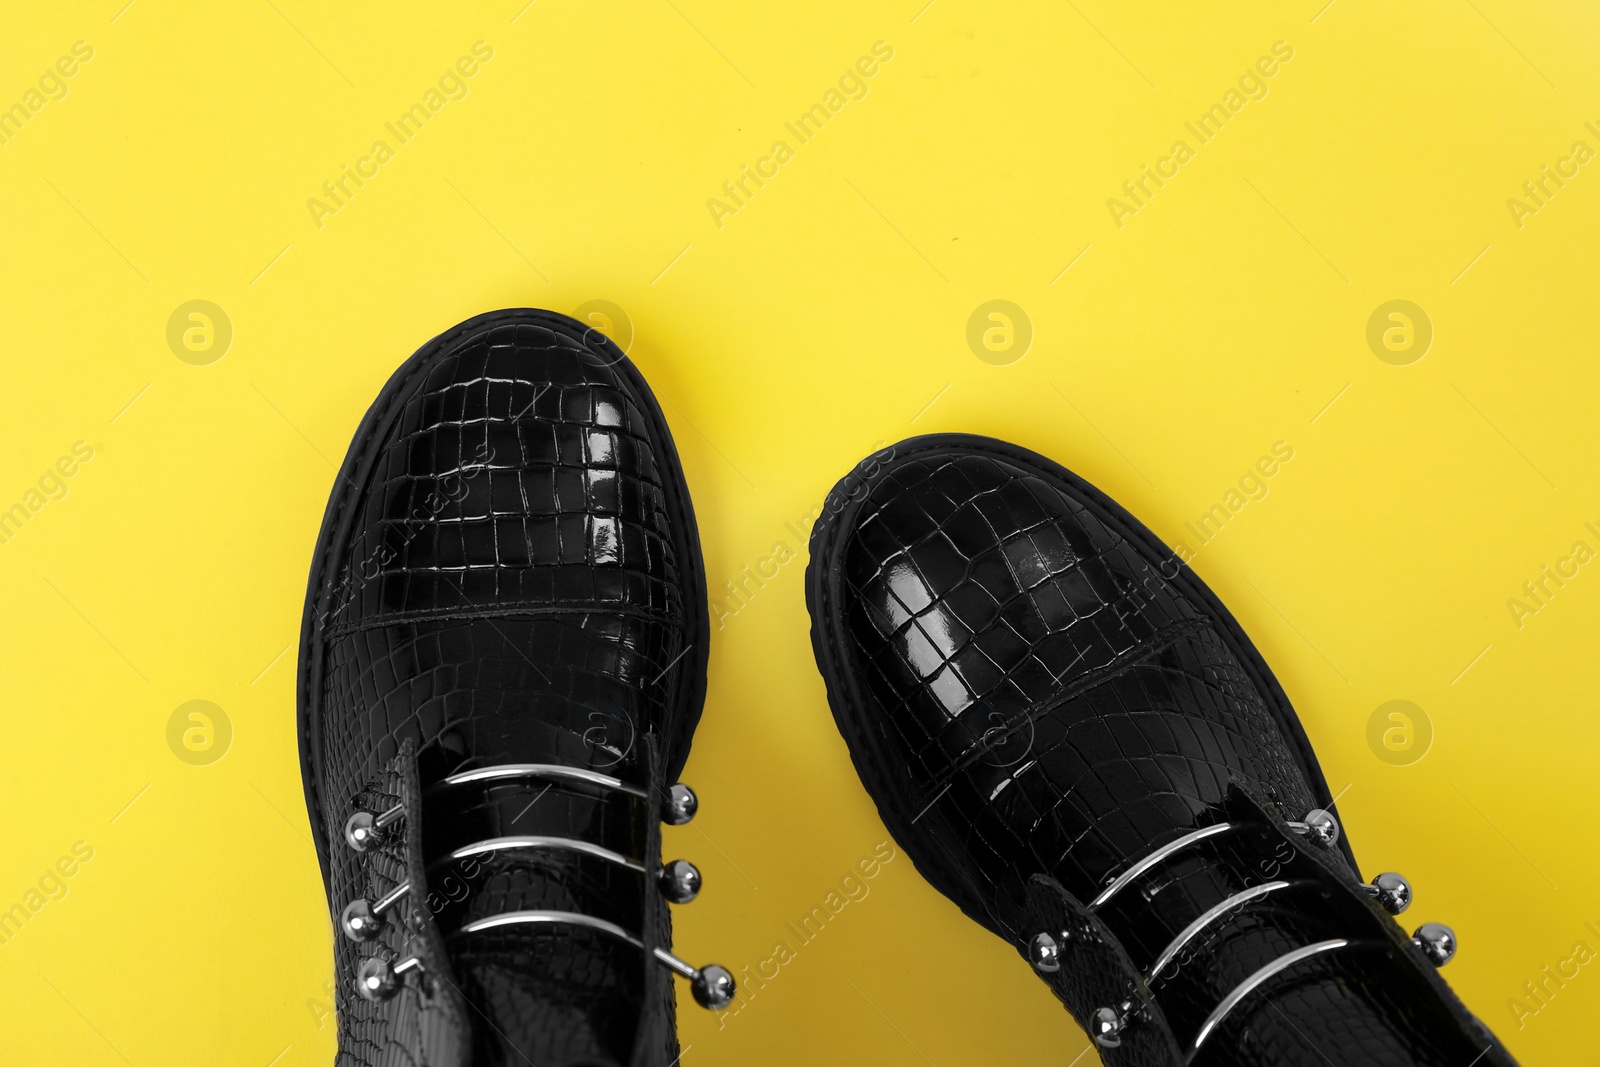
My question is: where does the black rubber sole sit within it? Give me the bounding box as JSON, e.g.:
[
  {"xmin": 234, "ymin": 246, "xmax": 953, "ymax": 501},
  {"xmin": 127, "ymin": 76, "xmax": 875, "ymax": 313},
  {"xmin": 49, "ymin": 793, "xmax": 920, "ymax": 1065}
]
[
  {"xmin": 804, "ymin": 432, "xmax": 1354, "ymax": 943},
  {"xmin": 295, "ymin": 308, "xmax": 710, "ymax": 893}
]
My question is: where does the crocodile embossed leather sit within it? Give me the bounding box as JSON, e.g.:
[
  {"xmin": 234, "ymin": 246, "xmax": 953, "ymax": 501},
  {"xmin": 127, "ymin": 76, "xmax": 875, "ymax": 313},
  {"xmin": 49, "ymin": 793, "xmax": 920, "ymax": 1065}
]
[
  {"xmin": 806, "ymin": 434, "xmax": 1516, "ymax": 1066},
  {"xmin": 297, "ymin": 309, "xmax": 728, "ymax": 1067}
]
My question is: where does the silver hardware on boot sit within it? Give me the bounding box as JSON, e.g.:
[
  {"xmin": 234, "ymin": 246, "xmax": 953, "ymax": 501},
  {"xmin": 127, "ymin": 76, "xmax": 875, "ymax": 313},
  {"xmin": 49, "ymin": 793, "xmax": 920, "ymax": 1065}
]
[
  {"xmin": 659, "ymin": 859, "xmax": 702, "ymax": 904},
  {"xmin": 443, "ymin": 835, "xmax": 645, "ymax": 872},
  {"xmin": 1148, "ymin": 881, "xmax": 1294, "ymax": 983},
  {"xmin": 1091, "ymin": 823, "xmax": 1237, "ymax": 908},
  {"xmin": 1090, "ymin": 1003, "xmax": 1128, "ymax": 1048},
  {"xmin": 340, "ymin": 881, "xmax": 411, "ymax": 943},
  {"xmin": 355, "ymin": 951, "xmax": 427, "ymax": 1002},
  {"xmin": 433, "ymin": 763, "xmax": 649, "ymax": 798},
  {"xmin": 1287, "ymin": 808, "xmax": 1339, "ymax": 847},
  {"xmin": 357, "ymin": 764, "xmax": 734, "ymax": 1009},
  {"xmin": 664, "ymin": 783, "xmax": 698, "ymax": 826},
  {"xmin": 1364, "ymin": 872, "xmax": 1412, "ymax": 915},
  {"xmin": 344, "ymin": 803, "xmax": 404, "ymax": 852},
  {"xmin": 692, "ymin": 964, "xmax": 736, "ymax": 1010},
  {"xmin": 1028, "ymin": 931, "xmax": 1068, "ymax": 973},
  {"xmin": 1412, "ymin": 922, "xmax": 1456, "ymax": 966},
  {"xmin": 1192, "ymin": 939, "xmax": 1351, "ymax": 1053},
  {"xmin": 456, "ymin": 910, "xmax": 736, "ymax": 1009}
]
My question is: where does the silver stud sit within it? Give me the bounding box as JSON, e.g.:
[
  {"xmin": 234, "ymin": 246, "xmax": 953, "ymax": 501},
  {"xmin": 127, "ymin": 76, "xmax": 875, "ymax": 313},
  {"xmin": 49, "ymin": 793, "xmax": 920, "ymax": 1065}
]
[
  {"xmin": 355, "ymin": 958, "xmax": 400, "ymax": 1001},
  {"xmin": 1412, "ymin": 922, "xmax": 1457, "ymax": 967},
  {"xmin": 1367, "ymin": 872, "xmax": 1412, "ymax": 915},
  {"xmin": 339, "ymin": 882, "xmax": 411, "ymax": 942},
  {"xmin": 356, "ymin": 952, "xmax": 425, "ymax": 1002},
  {"xmin": 345, "ymin": 811, "xmax": 380, "ymax": 851},
  {"xmin": 341, "ymin": 898, "xmax": 383, "ymax": 942},
  {"xmin": 1090, "ymin": 1005, "xmax": 1124, "ymax": 1048},
  {"xmin": 691, "ymin": 963, "xmax": 736, "ymax": 1010},
  {"xmin": 659, "ymin": 859, "xmax": 702, "ymax": 904},
  {"xmin": 1290, "ymin": 808, "xmax": 1340, "ymax": 848},
  {"xmin": 664, "ymin": 784, "xmax": 698, "ymax": 826},
  {"xmin": 344, "ymin": 804, "xmax": 403, "ymax": 852},
  {"xmin": 1028, "ymin": 932, "xmax": 1064, "ymax": 974}
]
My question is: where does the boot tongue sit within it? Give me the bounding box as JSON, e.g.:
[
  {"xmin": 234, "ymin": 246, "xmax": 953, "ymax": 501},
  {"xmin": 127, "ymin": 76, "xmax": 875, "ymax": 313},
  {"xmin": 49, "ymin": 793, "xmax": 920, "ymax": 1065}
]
[
  {"xmin": 422, "ymin": 775, "xmax": 655, "ymax": 1066},
  {"xmin": 392, "ymin": 613, "xmax": 683, "ymax": 1064}
]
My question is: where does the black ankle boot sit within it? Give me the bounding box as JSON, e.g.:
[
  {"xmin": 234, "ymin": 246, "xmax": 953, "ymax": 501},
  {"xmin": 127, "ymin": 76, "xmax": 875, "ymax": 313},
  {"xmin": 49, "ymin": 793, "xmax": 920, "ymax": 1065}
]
[
  {"xmin": 806, "ymin": 433, "xmax": 1514, "ymax": 1066},
  {"xmin": 298, "ymin": 310, "xmax": 732, "ymax": 1067}
]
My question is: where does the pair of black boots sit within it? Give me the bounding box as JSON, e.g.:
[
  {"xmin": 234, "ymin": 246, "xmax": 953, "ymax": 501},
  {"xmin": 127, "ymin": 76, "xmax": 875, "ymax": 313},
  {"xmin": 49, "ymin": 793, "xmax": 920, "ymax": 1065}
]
[{"xmin": 297, "ymin": 310, "xmax": 1514, "ymax": 1066}]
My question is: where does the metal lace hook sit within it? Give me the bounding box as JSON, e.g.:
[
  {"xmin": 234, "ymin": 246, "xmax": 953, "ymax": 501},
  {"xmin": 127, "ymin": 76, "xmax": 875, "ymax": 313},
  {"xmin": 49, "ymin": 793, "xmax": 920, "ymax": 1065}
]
[
  {"xmin": 429, "ymin": 835, "xmax": 704, "ymax": 904},
  {"xmin": 1189, "ymin": 939, "xmax": 1352, "ymax": 1056},
  {"xmin": 1285, "ymin": 808, "xmax": 1340, "ymax": 848},
  {"xmin": 1362, "ymin": 871, "xmax": 1411, "ymax": 915},
  {"xmin": 341, "ymin": 881, "xmax": 411, "ymax": 942},
  {"xmin": 355, "ymin": 950, "xmax": 428, "ymax": 1002},
  {"xmin": 345, "ymin": 803, "xmax": 405, "ymax": 852},
  {"xmin": 455, "ymin": 910, "xmax": 736, "ymax": 1009}
]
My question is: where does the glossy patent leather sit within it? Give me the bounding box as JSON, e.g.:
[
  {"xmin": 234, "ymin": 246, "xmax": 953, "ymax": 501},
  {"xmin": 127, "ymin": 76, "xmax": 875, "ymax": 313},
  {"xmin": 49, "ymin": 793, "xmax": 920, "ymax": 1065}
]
[
  {"xmin": 298, "ymin": 310, "xmax": 708, "ymax": 1067},
  {"xmin": 806, "ymin": 434, "xmax": 1515, "ymax": 1066}
]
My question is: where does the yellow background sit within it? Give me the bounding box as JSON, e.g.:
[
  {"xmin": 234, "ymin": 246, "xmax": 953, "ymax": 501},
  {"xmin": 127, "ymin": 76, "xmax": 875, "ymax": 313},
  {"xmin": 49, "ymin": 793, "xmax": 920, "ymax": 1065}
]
[{"xmin": 2, "ymin": 1, "xmax": 1596, "ymax": 1063}]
